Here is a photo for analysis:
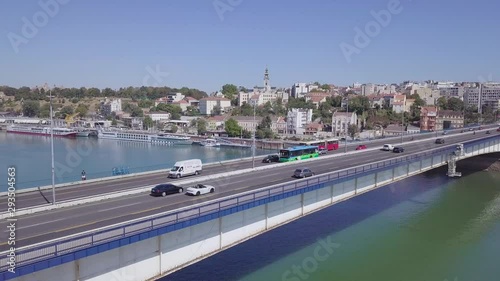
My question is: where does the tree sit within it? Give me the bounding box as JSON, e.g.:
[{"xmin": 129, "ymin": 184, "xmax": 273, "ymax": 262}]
[
  {"xmin": 320, "ymin": 84, "xmax": 331, "ymax": 91},
  {"xmin": 212, "ymin": 105, "xmax": 222, "ymax": 116},
  {"xmin": 22, "ymin": 100, "xmax": 40, "ymax": 117},
  {"xmin": 143, "ymin": 115, "xmax": 154, "ymax": 130},
  {"xmin": 138, "ymin": 100, "xmax": 153, "ymax": 108},
  {"xmin": 436, "ymin": 97, "xmax": 447, "ymax": 110},
  {"xmin": 75, "ymin": 104, "xmax": 89, "ymax": 117},
  {"xmin": 348, "ymin": 124, "xmax": 359, "ymax": 139},
  {"xmin": 258, "ymin": 115, "xmax": 272, "ymax": 130},
  {"xmin": 111, "ymin": 118, "xmax": 117, "ymax": 126},
  {"xmin": 170, "ymin": 124, "xmax": 178, "ymax": 133},
  {"xmin": 447, "ymin": 97, "xmax": 464, "ymax": 112},
  {"xmin": 225, "ymin": 118, "xmax": 242, "ymax": 137},
  {"xmin": 131, "ymin": 106, "xmax": 144, "ymax": 117},
  {"xmin": 58, "ymin": 105, "xmax": 74, "ymax": 118},
  {"xmin": 197, "ymin": 119, "xmax": 207, "ymax": 135},
  {"xmin": 221, "ymin": 84, "xmax": 239, "ymax": 101}
]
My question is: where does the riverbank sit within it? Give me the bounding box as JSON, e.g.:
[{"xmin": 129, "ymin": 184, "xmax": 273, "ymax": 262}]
[{"xmin": 457, "ymin": 152, "xmax": 500, "ymax": 172}]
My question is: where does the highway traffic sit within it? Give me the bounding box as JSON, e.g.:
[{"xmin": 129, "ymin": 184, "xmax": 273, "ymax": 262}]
[
  {"xmin": 1, "ymin": 129, "xmax": 497, "ymax": 251},
  {"xmin": 1, "ymin": 125, "xmax": 496, "ymax": 211}
]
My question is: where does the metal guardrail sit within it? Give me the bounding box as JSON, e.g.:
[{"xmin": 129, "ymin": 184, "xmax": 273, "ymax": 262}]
[{"xmin": 1, "ymin": 135, "xmax": 498, "ymax": 273}]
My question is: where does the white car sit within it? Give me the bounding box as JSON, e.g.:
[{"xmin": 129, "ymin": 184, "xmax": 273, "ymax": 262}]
[
  {"xmin": 186, "ymin": 184, "xmax": 215, "ymax": 196},
  {"xmin": 382, "ymin": 144, "xmax": 394, "ymax": 151}
]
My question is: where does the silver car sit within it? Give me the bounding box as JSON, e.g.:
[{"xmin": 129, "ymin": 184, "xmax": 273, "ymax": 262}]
[{"xmin": 293, "ymin": 168, "xmax": 315, "ymax": 178}]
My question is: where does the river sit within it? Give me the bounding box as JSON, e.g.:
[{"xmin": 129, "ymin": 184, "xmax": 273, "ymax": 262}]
[
  {"xmin": 165, "ymin": 167, "xmax": 500, "ymax": 281},
  {"xmin": 0, "ymin": 132, "xmax": 272, "ymax": 190}
]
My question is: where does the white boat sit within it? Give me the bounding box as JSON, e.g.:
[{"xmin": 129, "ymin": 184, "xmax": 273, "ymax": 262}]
[
  {"xmin": 6, "ymin": 125, "xmax": 78, "ymax": 138},
  {"xmin": 97, "ymin": 129, "xmax": 192, "ymax": 145},
  {"xmin": 199, "ymin": 138, "xmax": 220, "ymax": 147},
  {"xmin": 76, "ymin": 131, "xmax": 91, "ymax": 137}
]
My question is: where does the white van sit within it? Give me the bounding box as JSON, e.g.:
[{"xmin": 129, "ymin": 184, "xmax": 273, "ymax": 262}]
[
  {"xmin": 168, "ymin": 159, "xmax": 203, "ymax": 178},
  {"xmin": 382, "ymin": 144, "xmax": 394, "ymax": 151}
]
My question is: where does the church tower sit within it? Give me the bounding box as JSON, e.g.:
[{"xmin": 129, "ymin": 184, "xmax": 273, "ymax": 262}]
[{"xmin": 264, "ymin": 67, "xmax": 271, "ymax": 92}]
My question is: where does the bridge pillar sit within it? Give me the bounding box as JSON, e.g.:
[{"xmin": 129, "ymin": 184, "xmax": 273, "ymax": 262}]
[{"xmin": 447, "ymin": 144, "xmax": 464, "ymax": 178}]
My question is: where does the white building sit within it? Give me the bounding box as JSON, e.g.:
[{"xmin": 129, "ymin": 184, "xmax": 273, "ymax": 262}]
[
  {"xmin": 199, "ymin": 97, "xmax": 231, "ymax": 115},
  {"xmin": 464, "ymin": 83, "xmax": 500, "ymax": 113},
  {"xmin": 439, "ymin": 86, "xmax": 465, "ymax": 99},
  {"xmin": 154, "ymin": 93, "xmax": 185, "ymax": 106},
  {"xmin": 286, "ymin": 108, "xmax": 313, "ymax": 135},
  {"xmin": 290, "ymin": 83, "xmax": 319, "ymax": 98},
  {"xmin": 146, "ymin": 112, "xmax": 171, "ymax": 121},
  {"xmin": 238, "ymin": 68, "xmax": 288, "ymax": 106},
  {"xmin": 100, "ymin": 98, "xmax": 122, "ymax": 116},
  {"xmin": 331, "ymin": 111, "xmax": 358, "ymax": 137}
]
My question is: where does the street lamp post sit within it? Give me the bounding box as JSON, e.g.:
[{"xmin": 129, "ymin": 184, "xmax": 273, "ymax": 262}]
[
  {"xmin": 401, "ymin": 112, "xmax": 404, "ymax": 144},
  {"xmin": 46, "ymin": 84, "xmax": 56, "ymax": 205},
  {"xmin": 252, "ymin": 103, "xmax": 256, "ymax": 169},
  {"xmin": 344, "ymin": 97, "xmax": 348, "ymax": 153}
]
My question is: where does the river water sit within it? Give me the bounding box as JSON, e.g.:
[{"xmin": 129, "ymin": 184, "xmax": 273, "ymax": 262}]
[
  {"xmin": 165, "ymin": 167, "xmax": 500, "ymax": 281},
  {"xmin": 0, "ymin": 132, "xmax": 272, "ymax": 190}
]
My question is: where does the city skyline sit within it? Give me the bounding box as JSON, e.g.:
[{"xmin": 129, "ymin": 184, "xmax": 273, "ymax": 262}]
[{"xmin": 1, "ymin": 0, "xmax": 499, "ymax": 93}]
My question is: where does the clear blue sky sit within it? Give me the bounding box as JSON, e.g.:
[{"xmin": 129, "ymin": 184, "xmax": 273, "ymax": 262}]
[{"xmin": 1, "ymin": 0, "xmax": 499, "ymax": 93}]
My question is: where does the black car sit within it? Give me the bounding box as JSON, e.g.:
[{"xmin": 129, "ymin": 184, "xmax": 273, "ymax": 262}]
[
  {"xmin": 486, "ymin": 130, "xmax": 491, "ymax": 134},
  {"xmin": 151, "ymin": 184, "xmax": 184, "ymax": 197},
  {"xmin": 393, "ymin": 147, "xmax": 404, "ymax": 153},
  {"xmin": 262, "ymin": 154, "xmax": 280, "ymax": 163},
  {"xmin": 435, "ymin": 138, "xmax": 445, "ymax": 144}
]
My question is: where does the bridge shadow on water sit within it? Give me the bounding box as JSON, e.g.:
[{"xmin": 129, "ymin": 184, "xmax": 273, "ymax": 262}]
[{"xmin": 163, "ymin": 166, "xmax": 464, "ymax": 281}]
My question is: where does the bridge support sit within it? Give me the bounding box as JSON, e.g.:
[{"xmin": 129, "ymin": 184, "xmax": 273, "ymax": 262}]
[{"xmin": 446, "ymin": 144, "xmax": 464, "ymax": 178}]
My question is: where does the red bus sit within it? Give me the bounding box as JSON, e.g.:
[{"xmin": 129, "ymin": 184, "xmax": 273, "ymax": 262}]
[{"xmin": 299, "ymin": 138, "xmax": 340, "ymax": 151}]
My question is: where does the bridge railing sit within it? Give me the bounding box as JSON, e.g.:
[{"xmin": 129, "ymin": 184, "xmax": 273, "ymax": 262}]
[{"xmin": 1, "ymin": 136, "xmax": 498, "ymax": 273}]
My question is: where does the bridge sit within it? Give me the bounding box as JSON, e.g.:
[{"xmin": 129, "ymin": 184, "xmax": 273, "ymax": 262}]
[{"xmin": 1, "ymin": 127, "xmax": 499, "ymax": 280}]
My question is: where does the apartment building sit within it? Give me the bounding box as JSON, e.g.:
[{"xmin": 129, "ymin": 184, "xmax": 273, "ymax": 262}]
[
  {"xmin": 286, "ymin": 108, "xmax": 313, "ymax": 135},
  {"xmin": 199, "ymin": 97, "xmax": 231, "ymax": 115},
  {"xmin": 100, "ymin": 98, "xmax": 122, "ymax": 116},
  {"xmin": 436, "ymin": 110, "xmax": 464, "ymax": 130},
  {"xmin": 331, "ymin": 111, "xmax": 358, "ymax": 137},
  {"xmin": 420, "ymin": 106, "xmax": 437, "ymax": 131}
]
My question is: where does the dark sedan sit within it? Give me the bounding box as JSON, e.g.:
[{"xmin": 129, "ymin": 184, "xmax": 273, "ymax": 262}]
[
  {"xmin": 151, "ymin": 184, "xmax": 184, "ymax": 197},
  {"xmin": 393, "ymin": 147, "xmax": 405, "ymax": 153},
  {"xmin": 262, "ymin": 154, "xmax": 280, "ymax": 163}
]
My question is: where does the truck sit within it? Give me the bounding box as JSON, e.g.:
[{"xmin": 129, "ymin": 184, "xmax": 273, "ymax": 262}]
[{"xmin": 168, "ymin": 159, "xmax": 203, "ymax": 179}]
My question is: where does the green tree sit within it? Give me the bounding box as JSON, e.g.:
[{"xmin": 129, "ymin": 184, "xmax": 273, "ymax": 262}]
[
  {"xmin": 221, "ymin": 84, "xmax": 239, "ymax": 101},
  {"xmin": 224, "ymin": 118, "xmax": 242, "ymax": 137},
  {"xmin": 143, "ymin": 115, "xmax": 154, "ymax": 129},
  {"xmin": 197, "ymin": 119, "xmax": 207, "ymax": 135},
  {"xmin": 131, "ymin": 106, "xmax": 144, "ymax": 117},
  {"xmin": 39, "ymin": 103, "xmax": 51, "ymax": 118},
  {"xmin": 138, "ymin": 100, "xmax": 153, "ymax": 108},
  {"xmin": 111, "ymin": 118, "xmax": 117, "ymax": 126},
  {"xmin": 212, "ymin": 105, "xmax": 222, "ymax": 116},
  {"xmin": 447, "ymin": 97, "xmax": 464, "ymax": 112},
  {"xmin": 436, "ymin": 97, "xmax": 447, "ymax": 109},
  {"xmin": 22, "ymin": 100, "xmax": 40, "ymax": 117},
  {"xmin": 75, "ymin": 104, "xmax": 89, "ymax": 117},
  {"xmin": 170, "ymin": 124, "xmax": 178, "ymax": 133},
  {"xmin": 58, "ymin": 105, "xmax": 74, "ymax": 118},
  {"xmin": 348, "ymin": 124, "xmax": 359, "ymax": 140},
  {"xmin": 320, "ymin": 84, "xmax": 331, "ymax": 91}
]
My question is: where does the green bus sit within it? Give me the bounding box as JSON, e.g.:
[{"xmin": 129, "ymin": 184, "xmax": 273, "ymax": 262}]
[{"xmin": 279, "ymin": 145, "xmax": 319, "ymax": 162}]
